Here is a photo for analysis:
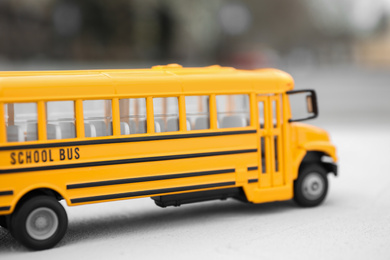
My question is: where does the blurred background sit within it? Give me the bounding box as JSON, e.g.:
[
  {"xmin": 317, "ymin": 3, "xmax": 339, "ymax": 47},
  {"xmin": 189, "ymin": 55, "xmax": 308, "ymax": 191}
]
[
  {"xmin": 1, "ymin": 0, "xmax": 389, "ymax": 128},
  {"xmin": 0, "ymin": 0, "xmax": 388, "ymax": 138},
  {"xmin": 1, "ymin": 0, "xmax": 390, "ymax": 69},
  {"xmin": 1, "ymin": 1, "xmax": 390, "ymax": 258}
]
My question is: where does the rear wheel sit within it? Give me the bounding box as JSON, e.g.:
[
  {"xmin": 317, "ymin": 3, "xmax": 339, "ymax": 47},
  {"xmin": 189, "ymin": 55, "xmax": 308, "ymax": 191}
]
[
  {"xmin": 10, "ymin": 196, "xmax": 68, "ymax": 250},
  {"xmin": 294, "ymin": 164, "xmax": 328, "ymax": 207}
]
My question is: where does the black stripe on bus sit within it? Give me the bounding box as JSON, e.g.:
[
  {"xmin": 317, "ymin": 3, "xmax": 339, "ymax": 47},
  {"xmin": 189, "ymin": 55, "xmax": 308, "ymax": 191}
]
[
  {"xmin": 0, "ymin": 129, "xmax": 257, "ymax": 151},
  {"xmin": 0, "ymin": 149, "xmax": 257, "ymax": 174},
  {"xmin": 0, "ymin": 190, "xmax": 13, "ymax": 196},
  {"xmin": 248, "ymin": 178, "xmax": 258, "ymax": 184},
  {"xmin": 247, "ymin": 166, "xmax": 258, "ymax": 171},
  {"xmin": 0, "ymin": 206, "xmax": 10, "ymax": 212},
  {"xmin": 71, "ymin": 181, "xmax": 236, "ymax": 204},
  {"xmin": 67, "ymin": 168, "xmax": 235, "ymax": 190}
]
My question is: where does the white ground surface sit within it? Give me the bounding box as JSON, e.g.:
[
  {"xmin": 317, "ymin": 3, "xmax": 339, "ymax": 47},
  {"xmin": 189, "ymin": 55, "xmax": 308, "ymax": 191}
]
[{"xmin": 0, "ymin": 66, "xmax": 389, "ymax": 259}]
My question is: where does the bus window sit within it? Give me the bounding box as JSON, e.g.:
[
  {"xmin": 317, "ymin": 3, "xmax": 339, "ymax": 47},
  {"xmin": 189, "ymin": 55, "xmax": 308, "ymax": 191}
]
[
  {"xmin": 272, "ymin": 100, "xmax": 276, "ymax": 127},
  {"xmin": 83, "ymin": 100, "xmax": 113, "ymax": 137},
  {"xmin": 185, "ymin": 95, "xmax": 210, "ymax": 130},
  {"xmin": 216, "ymin": 94, "xmax": 250, "ymax": 128},
  {"xmin": 274, "ymin": 136, "xmax": 279, "ymax": 172},
  {"xmin": 46, "ymin": 101, "xmax": 76, "ymax": 140},
  {"xmin": 153, "ymin": 97, "xmax": 179, "ymax": 132},
  {"xmin": 258, "ymin": 101, "xmax": 265, "ymax": 129},
  {"xmin": 119, "ymin": 98, "xmax": 147, "ymax": 135},
  {"xmin": 4, "ymin": 103, "xmax": 38, "ymax": 142},
  {"xmin": 271, "ymin": 96, "xmax": 283, "ymax": 126}
]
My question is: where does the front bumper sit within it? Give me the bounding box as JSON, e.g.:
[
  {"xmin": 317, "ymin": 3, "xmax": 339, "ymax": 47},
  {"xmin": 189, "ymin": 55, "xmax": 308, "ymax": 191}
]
[{"xmin": 323, "ymin": 162, "xmax": 338, "ymax": 176}]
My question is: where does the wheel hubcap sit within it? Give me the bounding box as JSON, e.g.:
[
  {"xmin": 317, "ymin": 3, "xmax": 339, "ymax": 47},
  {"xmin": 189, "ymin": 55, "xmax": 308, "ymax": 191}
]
[
  {"xmin": 26, "ymin": 207, "xmax": 59, "ymax": 240},
  {"xmin": 302, "ymin": 172, "xmax": 324, "ymax": 200}
]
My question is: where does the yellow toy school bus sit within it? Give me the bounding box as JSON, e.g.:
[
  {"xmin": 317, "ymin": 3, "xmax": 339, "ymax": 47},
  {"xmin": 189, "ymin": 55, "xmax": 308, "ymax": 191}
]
[{"xmin": 0, "ymin": 64, "xmax": 337, "ymax": 250}]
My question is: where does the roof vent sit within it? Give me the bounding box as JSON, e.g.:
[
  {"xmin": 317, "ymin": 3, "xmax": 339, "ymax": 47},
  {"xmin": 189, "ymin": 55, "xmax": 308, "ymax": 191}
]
[
  {"xmin": 206, "ymin": 65, "xmax": 221, "ymax": 69},
  {"xmin": 152, "ymin": 64, "xmax": 183, "ymax": 70}
]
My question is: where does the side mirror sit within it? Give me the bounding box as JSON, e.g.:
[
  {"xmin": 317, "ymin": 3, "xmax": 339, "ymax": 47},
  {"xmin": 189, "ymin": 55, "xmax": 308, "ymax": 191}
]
[
  {"xmin": 287, "ymin": 89, "xmax": 318, "ymax": 122},
  {"xmin": 306, "ymin": 95, "xmax": 313, "ymax": 113}
]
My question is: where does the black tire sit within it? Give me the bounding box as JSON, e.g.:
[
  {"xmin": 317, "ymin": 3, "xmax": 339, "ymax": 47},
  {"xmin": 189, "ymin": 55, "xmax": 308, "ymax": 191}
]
[
  {"xmin": 294, "ymin": 164, "xmax": 328, "ymax": 207},
  {"xmin": 0, "ymin": 215, "xmax": 10, "ymax": 229},
  {"xmin": 10, "ymin": 196, "xmax": 68, "ymax": 250},
  {"xmin": 0, "ymin": 216, "xmax": 6, "ymax": 229}
]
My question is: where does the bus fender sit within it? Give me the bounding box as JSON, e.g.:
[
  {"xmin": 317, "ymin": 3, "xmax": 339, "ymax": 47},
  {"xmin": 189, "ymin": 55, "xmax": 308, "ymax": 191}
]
[
  {"xmin": 293, "ymin": 148, "xmax": 338, "ymax": 180},
  {"xmin": 12, "ymin": 184, "xmax": 67, "ymax": 213}
]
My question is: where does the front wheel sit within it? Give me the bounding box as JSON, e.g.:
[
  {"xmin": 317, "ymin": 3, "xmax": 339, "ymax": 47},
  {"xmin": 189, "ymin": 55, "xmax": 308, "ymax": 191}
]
[
  {"xmin": 294, "ymin": 164, "xmax": 328, "ymax": 207},
  {"xmin": 0, "ymin": 215, "xmax": 11, "ymax": 229},
  {"xmin": 10, "ymin": 196, "xmax": 68, "ymax": 250}
]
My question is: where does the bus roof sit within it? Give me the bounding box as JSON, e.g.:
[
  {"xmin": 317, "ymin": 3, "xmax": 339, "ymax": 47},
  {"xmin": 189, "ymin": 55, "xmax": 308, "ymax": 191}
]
[{"xmin": 0, "ymin": 64, "xmax": 294, "ymax": 102}]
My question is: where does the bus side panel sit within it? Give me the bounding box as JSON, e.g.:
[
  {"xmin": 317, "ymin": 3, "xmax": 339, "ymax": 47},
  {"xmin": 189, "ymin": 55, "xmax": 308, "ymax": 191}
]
[
  {"xmin": 0, "ymin": 172, "xmax": 67, "ymax": 215},
  {"xmin": 0, "ymin": 131, "xmax": 261, "ymax": 209},
  {"xmin": 243, "ymin": 183, "xmax": 293, "ymax": 204},
  {"xmin": 64, "ymin": 132, "xmax": 258, "ymax": 205}
]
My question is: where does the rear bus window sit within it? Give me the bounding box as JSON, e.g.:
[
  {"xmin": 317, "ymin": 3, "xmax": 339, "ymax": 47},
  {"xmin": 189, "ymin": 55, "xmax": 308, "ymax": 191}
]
[
  {"xmin": 119, "ymin": 98, "xmax": 147, "ymax": 135},
  {"xmin": 185, "ymin": 95, "xmax": 210, "ymax": 130},
  {"xmin": 83, "ymin": 100, "xmax": 112, "ymax": 137},
  {"xmin": 153, "ymin": 97, "xmax": 179, "ymax": 132},
  {"xmin": 4, "ymin": 103, "xmax": 38, "ymax": 142},
  {"xmin": 216, "ymin": 94, "xmax": 250, "ymax": 128},
  {"xmin": 46, "ymin": 101, "xmax": 76, "ymax": 140}
]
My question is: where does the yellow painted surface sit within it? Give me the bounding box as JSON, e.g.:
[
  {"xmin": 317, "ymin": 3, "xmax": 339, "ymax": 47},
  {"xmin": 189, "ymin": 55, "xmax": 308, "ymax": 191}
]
[
  {"xmin": 290, "ymin": 122, "xmax": 338, "ymax": 179},
  {"xmin": 0, "ymin": 65, "xmax": 337, "ymax": 215}
]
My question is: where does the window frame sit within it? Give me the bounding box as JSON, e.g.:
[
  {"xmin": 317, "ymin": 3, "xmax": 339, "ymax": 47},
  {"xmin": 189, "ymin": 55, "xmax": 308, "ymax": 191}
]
[
  {"xmin": 184, "ymin": 95, "xmax": 211, "ymax": 131},
  {"xmin": 0, "ymin": 92, "xmax": 258, "ymax": 143},
  {"xmin": 45, "ymin": 100, "xmax": 77, "ymax": 140},
  {"xmin": 215, "ymin": 93, "xmax": 251, "ymax": 129},
  {"xmin": 118, "ymin": 97, "xmax": 148, "ymax": 136},
  {"xmin": 81, "ymin": 98, "xmax": 114, "ymax": 138},
  {"xmin": 3, "ymin": 101, "xmax": 40, "ymax": 143},
  {"xmin": 152, "ymin": 96, "xmax": 181, "ymax": 133}
]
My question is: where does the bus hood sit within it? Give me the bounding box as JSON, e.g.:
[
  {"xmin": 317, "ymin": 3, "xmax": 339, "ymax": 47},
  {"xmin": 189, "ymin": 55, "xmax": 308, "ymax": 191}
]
[{"xmin": 291, "ymin": 122, "xmax": 338, "ymax": 162}]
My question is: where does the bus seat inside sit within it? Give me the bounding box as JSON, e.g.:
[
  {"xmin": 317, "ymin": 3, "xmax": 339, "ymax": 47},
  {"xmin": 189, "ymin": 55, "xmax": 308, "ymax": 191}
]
[
  {"xmin": 154, "ymin": 118, "xmax": 165, "ymax": 132},
  {"xmin": 138, "ymin": 119, "xmax": 147, "ymax": 133},
  {"xmin": 47, "ymin": 124, "xmax": 61, "ymax": 140},
  {"xmin": 59, "ymin": 122, "xmax": 76, "ymax": 139},
  {"xmin": 167, "ymin": 118, "xmax": 179, "ymax": 132},
  {"xmin": 120, "ymin": 122, "xmax": 130, "ymax": 135},
  {"xmin": 90, "ymin": 121, "xmax": 112, "ymax": 137},
  {"xmin": 129, "ymin": 120, "xmax": 137, "ymax": 134},
  {"xmin": 84, "ymin": 122, "xmax": 97, "ymax": 137},
  {"xmin": 6, "ymin": 125, "xmax": 24, "ymax": 142},
  {"xmin": 26, "ymin": 123, "xmax": 38, "ymax": 141},
  {"xmin": 221, "ymin": 115, "xmax": 247, "ymax": 128},
  {"xmin": 154, "ymin": 122, "xmax": 161, "ymax": 133},
  {"xmin": 194, "ymin": 117, "xmax": 209, "ymax": 130}
]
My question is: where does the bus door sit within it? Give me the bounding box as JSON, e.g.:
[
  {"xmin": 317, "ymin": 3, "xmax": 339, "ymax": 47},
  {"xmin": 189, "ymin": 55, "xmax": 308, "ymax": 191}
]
[{"xmin": 257, "ymin": 94, "xmax": 284, "ymax": 188}]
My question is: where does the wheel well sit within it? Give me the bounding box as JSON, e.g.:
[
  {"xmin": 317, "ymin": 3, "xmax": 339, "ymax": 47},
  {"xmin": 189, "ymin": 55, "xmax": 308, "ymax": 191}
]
[
  {"xmin": 301, "ymin": 151, "xmax": 325, "ymax": 164},
  {"xmin": 15, "ymin": 188, "xmax": 63, "ymax": 211},
  {"xmin": 300, "ymin": 151, "xmax": 337, "ymax": 176}
]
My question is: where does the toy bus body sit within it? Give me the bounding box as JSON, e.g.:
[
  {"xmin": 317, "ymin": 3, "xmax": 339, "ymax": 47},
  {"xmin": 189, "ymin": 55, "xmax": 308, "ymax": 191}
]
[{"xmin": 0, "ymin": 64, "xmax": 337, "ymax": 250}]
